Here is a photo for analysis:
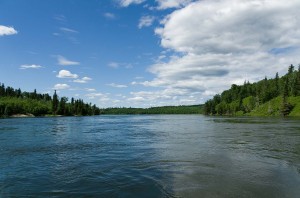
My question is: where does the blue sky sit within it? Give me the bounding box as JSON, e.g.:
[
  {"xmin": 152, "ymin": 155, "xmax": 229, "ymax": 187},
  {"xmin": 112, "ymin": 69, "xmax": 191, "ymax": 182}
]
[{"xmin": 1, "ymin": 0, "xmax": 300, "ymax": 107}]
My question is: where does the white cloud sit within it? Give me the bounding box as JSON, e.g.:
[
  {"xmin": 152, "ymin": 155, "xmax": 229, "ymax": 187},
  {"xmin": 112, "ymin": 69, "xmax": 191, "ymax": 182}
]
[
  {"xmin": 138, "ymin": 16, "xmax": 155, "ymax": 29},
  {"xmin": 82, "ymin": 77, "xmax": 92, "ymax": 81},
  {"xmin": 119, "ymin": 0, "xmax": 145, "ymax": 7},
  {"xmin": 156, "ymin": 0, "xmax": 193, "ymax": 10},
  {"xmin": 107, "ymin": 83, "xmax": 128, "ymax": 88},
  {"xmin": 56, "ymin": 70, "xmax": 78, "ymax": 78},
  {"xmin": 53, "ymin": 83, "xmax": 70, "ymax": 90},
  {"xmin": 0, "ymin": 25, "xmax": 18, "ymax": 36},
  {"xmin": 57, "ymin": 55, "xmax": 80, "ymax": 66},
  {"xmin": 108, "ymin": 62, "xmax": 133, "ymax": 69},
  {"xmin": 54, "ymin": 15, "xmax": 67, "ymax": 22},
  {"xmin": 58, "ymin": 27, "xmax": 79, "ymax": 44},
  {"xmin": 127, "ymin": 88, "xmax": 199, "ymax": 106},
  {"xmin": 86, "ymin": 88, "xmax": 96, "ymax": 92},
  {"xmin": 141, "ymin": 0, "xmax": 300, "ymax": 105},
  {"xmin": 20, "ymin": 64, "xmax": 43, "ymax": 69},
  {"xmin": 73, "ymin": 79, "xmax": 86, "ymax": 83},
  {"xmin": 85, "ymin": 92, "xmax": 110, "ymax": 100},
  {"xmin": 73, "ymin": 77, "xmax": 92, "ymax": 83},
  {"xmin": 104, "ymin": 12, "xmax": 116, "ymax": 19},
  {"xmin": 60, "ymin": 27, "xmax": 78, "ymax": 33}
]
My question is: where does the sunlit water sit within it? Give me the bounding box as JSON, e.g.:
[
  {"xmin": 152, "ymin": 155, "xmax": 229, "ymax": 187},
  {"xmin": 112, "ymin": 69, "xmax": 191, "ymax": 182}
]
[{"xmin": 1, "ymin": 115, "xmax": 299, "ymax": 197}]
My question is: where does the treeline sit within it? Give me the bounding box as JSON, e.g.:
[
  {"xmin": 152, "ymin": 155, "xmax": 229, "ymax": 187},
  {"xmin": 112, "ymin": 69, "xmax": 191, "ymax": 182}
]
[
  {"xmin": 101, "ymin": 105, "xmax": 203, "ymax": 114},
  {"xmin": 204, "ymin": 65, "xmax": 300, "ymax": 116},
  {"xmin": 0, "ymin": 84, "xmax": 100, "ymax": 118}
]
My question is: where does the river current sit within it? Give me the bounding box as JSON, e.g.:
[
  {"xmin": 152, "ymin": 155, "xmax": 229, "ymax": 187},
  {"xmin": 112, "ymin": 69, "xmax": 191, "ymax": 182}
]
[{"xmin": 0, "ymin": 115, "xmax": 299, "ymax": 197}]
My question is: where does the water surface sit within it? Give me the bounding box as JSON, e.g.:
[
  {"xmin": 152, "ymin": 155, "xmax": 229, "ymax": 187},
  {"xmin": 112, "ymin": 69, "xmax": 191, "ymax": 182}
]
[{"xmin": 0, "ymin": 115, "xmax": 299, "ymax": 197}]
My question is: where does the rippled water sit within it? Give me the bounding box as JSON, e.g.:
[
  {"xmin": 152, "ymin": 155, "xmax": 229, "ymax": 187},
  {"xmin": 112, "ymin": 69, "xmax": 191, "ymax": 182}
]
[{"xmin": 0, "ymin": 115, "xmax": 299, "ymax": 197}]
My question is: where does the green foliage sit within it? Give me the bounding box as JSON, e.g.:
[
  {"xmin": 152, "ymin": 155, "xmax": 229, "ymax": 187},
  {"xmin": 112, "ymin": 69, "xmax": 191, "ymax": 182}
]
[
  {"xmin": 52, "ymin": 90, "xmax": 59, "ymax": 115},
  {"xmin": 289, "ymin": 96, "xmax": 300, "ymax": 116},
  {"xmin": 204, "ymin": 64, "xmax": 300, "ymax": 116},
  {"xmin": 242, "ymin": 96, "xmax": 256, "ymax": 113},
  {"xmin": 101, "ymin": 105, "xmax": 203, "ymax": 115},
  {"xmin": 0, "ymin": 97, "xmax": 51, "ymax": 117},
  {"xmin": 0, "ymin": 83, "xmax": 100, "ymax": 118}
]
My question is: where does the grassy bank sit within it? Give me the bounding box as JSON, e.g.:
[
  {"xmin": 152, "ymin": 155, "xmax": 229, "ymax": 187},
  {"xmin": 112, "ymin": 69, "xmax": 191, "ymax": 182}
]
[{"xmin": 247, "ymin": 96, "xmax": 300, "ymax": 116}]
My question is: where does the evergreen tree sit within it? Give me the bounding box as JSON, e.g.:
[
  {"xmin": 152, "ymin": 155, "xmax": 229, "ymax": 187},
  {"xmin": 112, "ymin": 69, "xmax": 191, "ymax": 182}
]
[
  {"xmin": 288, "ymin": 64, "xmax": 294, "ymax": 74},
  {"xmin": 58, "ymin": 97, "xmax": 68, "ymax": 115},
  {"xmin": 204, "ymin": 65, "xmax": 299, "ymax": 116},
  {"xmin": 295, "ymin": 67, "xmax": 300, "ymax": 96},
  {"xmin": 281, "ymin": 78, "xmax": 293, "ymax": 116},
  {"xmin": 52, "ymin": 90, "xmax": 59, "ymax": 115},
  {"xmin": 274, "ymin": 72, "xmax": 280, "ymax": 97}
]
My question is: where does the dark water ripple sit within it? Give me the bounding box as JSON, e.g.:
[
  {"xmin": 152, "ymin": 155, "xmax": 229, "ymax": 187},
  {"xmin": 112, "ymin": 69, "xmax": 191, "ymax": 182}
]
[{"xmin": 0, "ymin": 115, "xmax": 300, "ymax": 197}]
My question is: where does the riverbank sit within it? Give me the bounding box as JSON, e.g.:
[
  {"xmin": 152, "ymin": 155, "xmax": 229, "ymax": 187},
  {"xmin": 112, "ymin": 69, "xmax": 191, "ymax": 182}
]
[{"xmin": 9, "ymin": 114, "xmax": 35, "ymax": 118}]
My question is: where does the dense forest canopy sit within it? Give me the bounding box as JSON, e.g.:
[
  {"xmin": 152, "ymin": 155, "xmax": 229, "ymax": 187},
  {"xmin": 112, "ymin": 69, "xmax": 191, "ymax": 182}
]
[
  {"xmin": 204, "ymin": 65, "xmax": 300, "ymax": 116},
  {"xmin": 0, "ymin": 85, "xmax": 100, "ymax": 118}
]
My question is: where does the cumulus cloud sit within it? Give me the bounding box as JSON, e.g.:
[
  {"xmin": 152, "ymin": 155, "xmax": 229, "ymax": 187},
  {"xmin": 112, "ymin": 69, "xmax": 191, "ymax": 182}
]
[
  {"xmin": 20, "ymin": 64, "xmax": 43, "ymax": 69},
  {"xmin": 107, "ymin": 83, "xmax": 128, "ymax": 88},
  {"xmin": 57, "ymin": 55, "xmax": 80, "ymax": 66},
  {"xmin": 82, "ymin": 77, "xmax": 92, "ymax": 81},
  {"xmin": 138, "ymin": 15, "xmax": 155, "ymax": 29},
  {"xmin": 156, "ymin": 0, "xmax": 193, "ymax": 10},
  {"xmin": 139, "ymin": 0, "xmax": 300, "ymax": 104},
  {"xmin": 73, "ymin": 77, "xmax": 92, "ymax": 83},
  {"xmin": 53, "ymin": 83, "xmax": 70, "ymax": 90},
  {"xmin": 0, "ymin": 25, "xmax": 18, "ymax": 36},
  {"xmin": 119, "ymin": 0, "xmax": 145, "ymax": 7},
  {"xmin": 56, "ymin": 70, "xmax": 78, "ymax": 78}
]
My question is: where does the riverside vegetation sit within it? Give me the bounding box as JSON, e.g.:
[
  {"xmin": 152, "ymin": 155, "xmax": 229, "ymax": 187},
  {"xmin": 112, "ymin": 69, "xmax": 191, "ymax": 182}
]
[
  {"xmin": 0, "ymin": 87, "xmax": 101, "ymax": 118},
  {"xmin": 204, "ymin": 65, "xmax": 300, "ymax": 116},
  {"xmin": 100, "ymin": 105, "xmax": 203, "ymax": 115}
]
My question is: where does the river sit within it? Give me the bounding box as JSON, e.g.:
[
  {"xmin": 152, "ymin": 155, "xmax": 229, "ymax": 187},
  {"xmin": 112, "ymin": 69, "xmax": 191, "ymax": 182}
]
[{"xmin": 0, "ymin": 115, "xmax": 299, "ymax": 197}]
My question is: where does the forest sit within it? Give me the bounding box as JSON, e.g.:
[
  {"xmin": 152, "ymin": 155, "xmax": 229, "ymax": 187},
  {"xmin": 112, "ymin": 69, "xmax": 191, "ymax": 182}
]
[
  {"xmin": 0, "ymin": 85, "xmax": 100, "ymax": 118},
  {"xmin": 204, "ymin": 65, "xmax": 300, "ymax": 116},
  {"xmin": 101, "ymin": 105, "xmax": 203, "ymax": 115}
]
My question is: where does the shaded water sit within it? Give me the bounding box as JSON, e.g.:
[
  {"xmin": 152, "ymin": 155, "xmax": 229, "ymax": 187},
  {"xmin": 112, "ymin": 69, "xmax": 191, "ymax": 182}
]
[{"xmin": 0, "ymin": 115, "xmax": 299, "ymax": 197}]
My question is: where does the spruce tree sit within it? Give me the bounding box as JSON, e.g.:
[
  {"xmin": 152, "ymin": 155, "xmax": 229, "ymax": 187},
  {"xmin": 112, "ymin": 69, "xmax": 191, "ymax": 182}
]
[
  {"xmin": 281, "ymin": 78, "xmax": 292, "ymax": 117},
  {"xmin": 274, "ymin": 72, "xmax": 279, "ymax": 97},
  {"xmin": 295, "ymin": 67, "xmax": 300, "ymax": 96},
  {"xmin": 52, "ymin": 90, "xmax": 59, "ymax": 115}
]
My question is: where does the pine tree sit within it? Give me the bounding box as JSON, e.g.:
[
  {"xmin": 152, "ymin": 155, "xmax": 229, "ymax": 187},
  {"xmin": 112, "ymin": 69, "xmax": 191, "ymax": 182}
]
[
  {"xmin": 295, "ymin": 66, "xmax": 300, "ymax": 96},
  {"xmin": 58, "ymin": 97, "xmax": 68, "ymax": 115},
  {"xmin": 274, "ymin": 72, "xmax": 280, "ymax": 97},
  {"xmin": 281, "ymin": 78, "xmax": 292, "ymax": 117},
  {"xmin": 288, "ymin": 64, "xmax": 294, "ymax": 74},
  {"xmin": 52, "ymin": 90, "xmax": 59, "ymax": 115}
]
